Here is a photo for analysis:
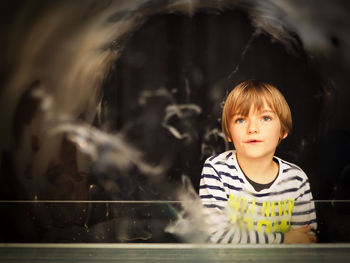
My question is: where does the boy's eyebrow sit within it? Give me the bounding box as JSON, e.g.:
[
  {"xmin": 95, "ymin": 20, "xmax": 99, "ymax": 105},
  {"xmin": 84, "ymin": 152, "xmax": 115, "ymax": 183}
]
[
  {"xmin": 232, "ymin": 113, "xmax": 245, "ymax": 117},
  {"xmin": 260, "ymin": 109, "xmax": 275, "ymax": 114},
  {"xmin": 232, "ymin": 110, "xmax": 275, "ymax": 116}
]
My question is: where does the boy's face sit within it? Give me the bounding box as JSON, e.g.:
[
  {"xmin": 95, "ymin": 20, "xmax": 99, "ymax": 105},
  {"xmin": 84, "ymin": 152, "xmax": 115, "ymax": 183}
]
[{"xmin": 227, "ymin": 101, "xmax": 287, "ymax": 161}]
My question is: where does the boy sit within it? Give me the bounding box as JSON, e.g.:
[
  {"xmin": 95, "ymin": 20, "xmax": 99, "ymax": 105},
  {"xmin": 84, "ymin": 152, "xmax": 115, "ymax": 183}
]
[{"xmin": 199, "ymin": 80, "xmax": 317, "ymax": 244}]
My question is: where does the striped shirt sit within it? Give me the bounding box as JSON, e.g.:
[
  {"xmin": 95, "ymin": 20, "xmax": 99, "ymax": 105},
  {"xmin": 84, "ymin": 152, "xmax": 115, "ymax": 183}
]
[{"xmin": 199, "ymin": 150, "xmax": 317, "ymax": 244}]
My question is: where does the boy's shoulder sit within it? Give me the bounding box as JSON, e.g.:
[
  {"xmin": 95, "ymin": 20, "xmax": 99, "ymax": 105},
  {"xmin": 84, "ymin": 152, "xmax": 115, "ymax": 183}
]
[
  {"xmin": 275, "ymin": 156, "xmax": 308, "ymax": 177},
  {"xmin": 275, "ymin": 156, "xmax": 302, "ymax": 170},
  {"xmin": 205, "ymin": 150, "xmax": 235, "ymax": 164}
]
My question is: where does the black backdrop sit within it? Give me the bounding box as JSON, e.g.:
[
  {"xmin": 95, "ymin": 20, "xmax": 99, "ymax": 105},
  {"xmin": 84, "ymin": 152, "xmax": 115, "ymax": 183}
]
[
  {"xmin": 1, "ymin": 2, "xmax": 350, "ymax": 243},
  {"xmin": 102, "ymin": 10, "xmax": 325, "ymax": 197}
]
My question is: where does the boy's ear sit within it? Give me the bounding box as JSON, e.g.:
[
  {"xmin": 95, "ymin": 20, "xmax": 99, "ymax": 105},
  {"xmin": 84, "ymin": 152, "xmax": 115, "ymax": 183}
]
[{"xmin": 281, "ymin": 132, "xmax": 288, "ymax": 140}]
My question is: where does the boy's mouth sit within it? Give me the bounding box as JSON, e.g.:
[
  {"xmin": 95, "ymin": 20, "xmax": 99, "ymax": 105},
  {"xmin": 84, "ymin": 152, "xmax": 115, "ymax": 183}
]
[{"xmin": 246, "ymin": 139, "xmax": 262, "ymax": 143}]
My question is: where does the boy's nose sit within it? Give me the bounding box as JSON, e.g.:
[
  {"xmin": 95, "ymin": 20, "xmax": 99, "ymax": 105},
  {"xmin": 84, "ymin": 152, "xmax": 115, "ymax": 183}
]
[{"xmin": 247, "ymin": 121, "xmax": 259, "ymax": 134}]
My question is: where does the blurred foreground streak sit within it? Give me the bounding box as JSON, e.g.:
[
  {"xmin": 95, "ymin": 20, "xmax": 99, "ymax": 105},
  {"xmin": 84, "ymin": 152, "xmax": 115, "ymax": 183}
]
[{"xmin": 0, "ymin": 0, "xmax": 350, "ymax": 242}]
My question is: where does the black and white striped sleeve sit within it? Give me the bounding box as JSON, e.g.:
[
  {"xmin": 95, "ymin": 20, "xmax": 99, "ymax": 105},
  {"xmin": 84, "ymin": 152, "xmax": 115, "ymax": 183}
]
[
  {"xmin": 292, "ymin": 175, "xmax": 318, "ymax": 235},
  {"xmin": 199, "ymin": 159, "xmax": 228, "ymax": 208}
]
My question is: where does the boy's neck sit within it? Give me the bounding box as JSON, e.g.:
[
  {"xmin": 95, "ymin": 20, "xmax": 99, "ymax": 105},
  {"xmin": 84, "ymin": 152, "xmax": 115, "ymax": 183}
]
[{"xmin": 236, "ymin": 153, "xmax": 279, "ymax": 184}]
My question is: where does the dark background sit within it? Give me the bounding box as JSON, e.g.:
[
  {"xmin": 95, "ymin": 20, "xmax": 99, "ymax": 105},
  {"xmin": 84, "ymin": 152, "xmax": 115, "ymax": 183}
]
[
  {"xmin": 102, "ymin": 10, "xmax": 327, "ymax": 198},
  {"xmin": 1, "ymin": 2, "xmax": 350, "ymax": 243}
]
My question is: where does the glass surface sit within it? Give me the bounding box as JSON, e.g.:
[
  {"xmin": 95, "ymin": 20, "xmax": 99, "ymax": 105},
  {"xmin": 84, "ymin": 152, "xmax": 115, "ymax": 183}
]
[
  {"xmin": 0, "ymin": 200, "xmax": 349, "ymax": 243},
  {"xmin": 1, "ymin": 0, "xmax": 350, "ymax": 261},
  {"xmin": 1, "ymin": 200, "xmax": 350, "ymax": 262}
]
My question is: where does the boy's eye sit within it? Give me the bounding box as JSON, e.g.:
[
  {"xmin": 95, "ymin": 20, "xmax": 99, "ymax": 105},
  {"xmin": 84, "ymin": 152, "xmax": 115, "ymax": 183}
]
[
  {"xmin": 234, "ymin": 118, "xmax": 245, "ymax": 124},
  {"xmin": 262, "ymin": 116, "xmax": 272, "ymax": 121}
]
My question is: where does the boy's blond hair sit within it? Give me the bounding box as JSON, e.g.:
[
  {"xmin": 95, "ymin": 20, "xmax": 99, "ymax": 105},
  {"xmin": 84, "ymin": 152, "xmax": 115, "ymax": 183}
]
[{"xmin": 222, "ymin": 80, "xmax": 292, "ymax": 140}]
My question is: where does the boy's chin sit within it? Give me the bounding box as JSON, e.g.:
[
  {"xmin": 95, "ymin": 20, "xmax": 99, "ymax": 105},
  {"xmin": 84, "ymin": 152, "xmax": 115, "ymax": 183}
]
[{"xmin": 237, "ymin": 150, "xmax": 276, "ymax": 160}]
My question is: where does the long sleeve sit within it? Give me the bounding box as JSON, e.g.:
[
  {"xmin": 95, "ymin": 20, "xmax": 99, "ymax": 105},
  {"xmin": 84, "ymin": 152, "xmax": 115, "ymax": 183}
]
[{"xmin": 292, "ymin": 177, "xmax": 318, "ymax": 235}]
